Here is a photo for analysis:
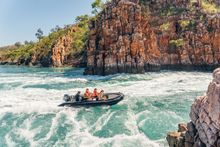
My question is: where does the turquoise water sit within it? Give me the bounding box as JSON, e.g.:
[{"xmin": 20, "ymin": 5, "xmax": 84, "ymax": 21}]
[{"xmin": 0, "ymin": 65, "xmax": 212, "ymax": 147}]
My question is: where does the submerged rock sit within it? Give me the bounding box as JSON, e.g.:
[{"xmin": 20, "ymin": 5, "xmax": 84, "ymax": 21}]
[{"xmin": 167, "ymin": 68, "xmax": 220, "ymax": 147}]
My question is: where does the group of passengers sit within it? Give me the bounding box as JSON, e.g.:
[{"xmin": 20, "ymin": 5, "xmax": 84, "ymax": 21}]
[
  {"xmin": 84, "ymin": 88, "xmax": 107, "ymax": 100},
  {"xmin": 74, "ymin": 88, "xmax": 107, "ymax": 102}
]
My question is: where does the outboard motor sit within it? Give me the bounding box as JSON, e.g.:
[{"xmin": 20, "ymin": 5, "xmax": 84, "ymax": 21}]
[{"xmin": 63, "ymin": 94, "xmax": 71, "ymax": 102}]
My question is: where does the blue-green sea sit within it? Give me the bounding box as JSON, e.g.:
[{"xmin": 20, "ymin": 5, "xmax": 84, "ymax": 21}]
[{"xmin": 0, "ymin": 65, "xmax": 212, "ymax": 147}]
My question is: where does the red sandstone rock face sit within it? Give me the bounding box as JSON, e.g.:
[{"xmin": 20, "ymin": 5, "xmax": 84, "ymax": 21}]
[
  {"xmin": 86, "ymin": 0, "xmax": 161, "ymax": 75},
  {"xmin": 35, "ymin": 26, "xmax": 86, "ymax": 67},
  {"xmin": 190, "ymin": 68, "xmax": 220, "ymax": 146},
  {"xmin": 51, "ymin": 35, "xmax": 72, "ymax": 67},
  {"xmin": 159, "ymin": 15, "xmax": 220, "ymax": 66},
  {"xmin": 51, "ymin": 27, "xmax": 76, "ymax": 67},
  {"xmin": 167, "ymin": 68, "xmax": 220, "ymax": 147},
  {"xmin": 85, "ymin": 0, "xmax": 220, "ymax": 75}
]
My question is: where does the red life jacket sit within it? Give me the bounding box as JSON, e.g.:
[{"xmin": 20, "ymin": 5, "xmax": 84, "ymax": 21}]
[{"xmin": 93, "ymin": 90, "xmax": 98, "ymax": 97}]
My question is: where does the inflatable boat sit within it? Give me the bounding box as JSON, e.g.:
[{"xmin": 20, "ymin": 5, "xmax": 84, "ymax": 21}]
[{"xmin": 58, "ymin": 93, "xmax": 124, "ymax": 107}]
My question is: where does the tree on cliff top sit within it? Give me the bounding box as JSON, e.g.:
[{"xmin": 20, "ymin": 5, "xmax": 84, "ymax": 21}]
[
  {"xmin": 91, "ymin": 0, "xmax": 104, "ymax": 15},
  {"xmin": 75, "ymin": 15, "xmax": 90, "ymax": 28},
  {"xmin": 70, "ymin": 14, "xmax": 90, "ymax": 56},
  {"xmin": 14, "ymin": 42, "xmax": 22, "ymax": 47},
  {"xmin": 35, "ymin": 28, "xmax": 44, "ymax": 40}
]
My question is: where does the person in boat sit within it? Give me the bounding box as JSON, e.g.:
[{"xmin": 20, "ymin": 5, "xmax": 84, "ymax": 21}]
[
  {"xmin": 98, "ymin": 90, "xmax": 104, "ymax": 100},
  {"xmin": 84, "ymin": 88, "xmax": 92, "ymax": 100},
  {"xmin": 98, "ymin": 90, "xmax": 108, "ymax": 100},
  {"xmin": 74, "ymin": 91, "xmax": 81, "ymax": 102},
  {"xmin": 92, "ymin": 88, "xmax": 99, "ymax": 100}
]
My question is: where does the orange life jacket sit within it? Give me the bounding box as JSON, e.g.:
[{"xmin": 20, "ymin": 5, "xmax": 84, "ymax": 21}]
[
  {"xmin": 84, "ymin": 91, "xmax": 90, "ymax": 97},
  {"xmin": 93, "ymin": 90, "xmax": 98, "ymax": 97}
]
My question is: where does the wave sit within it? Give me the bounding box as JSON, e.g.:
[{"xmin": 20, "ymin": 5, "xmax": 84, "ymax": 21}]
[
  {"xmin": 1, "ymin": 110, "xmax": 161, "ymax": 147},
  {"xmin": 0, "ymin": 66, "xmax": 212, "ymax": 146}
]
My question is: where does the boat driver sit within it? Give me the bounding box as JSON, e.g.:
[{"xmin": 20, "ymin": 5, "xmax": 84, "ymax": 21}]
[{"xmin": 74, "ymin": 91, "xmax": 81, "ymax": 102}]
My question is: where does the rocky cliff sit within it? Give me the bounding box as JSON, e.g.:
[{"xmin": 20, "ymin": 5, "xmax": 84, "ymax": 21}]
[
  {"xmin": 85, "ymin": 0, "xmax": 160, "ymax": 75},
  {"xmin": 1, "ymin": 0, "xmax": 219, "ymax": 71},
  {"xmin": 0, "ymin": 25, "xmax": 87, "ymax": 67},
  {"xmin": 27, "ymin": 27, "xmax": 76, "ymax": 67},
  {"xmin": 85, "ymin": 0, "xmax": 220, "ymax": 75},
  {"xmin": 167, "ymin": 68, "xmax": 220, "ymax": 147},
  {"xmin": 50, "ymin": 26, "xmax": 77, "ymax": 67}
]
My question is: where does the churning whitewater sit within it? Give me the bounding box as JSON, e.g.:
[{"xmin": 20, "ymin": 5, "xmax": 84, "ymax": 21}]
[{"xmin": 0, "ymin": 65, "xmax": 212, "ymax": 147}]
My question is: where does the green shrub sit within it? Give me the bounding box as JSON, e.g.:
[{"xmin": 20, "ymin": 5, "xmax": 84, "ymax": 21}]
[
  {"xmin": 179, "ymin": 20, "xmax": 190, "ymax": 28},
  {"xmin": 207, "ymin": 26, "xmax": 214, "ymax": 32},
  {"xmin": 201, "ymin": 0, "xmax": 220, "ymax": 14},
  {"xmin": 160, "ymin": 22, "xmax": 171, "ymax": 31},
  {"xmin": 160, "ymin": 6, "xmax": 186, "ymax": 16},
  {"xmin": 169, "ymin": 39, "xmax": 185, "ymax": 47}
]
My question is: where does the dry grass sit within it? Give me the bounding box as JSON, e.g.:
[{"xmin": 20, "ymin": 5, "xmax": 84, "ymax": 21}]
[{"xmin": 201, "ymin": 0, "xmax": 220, "ymax": 14}]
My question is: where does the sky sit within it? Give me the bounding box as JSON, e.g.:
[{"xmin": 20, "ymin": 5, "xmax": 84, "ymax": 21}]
[{"xmin": 0, "ymin": 0, "xmax": 94, "ymax": 47}]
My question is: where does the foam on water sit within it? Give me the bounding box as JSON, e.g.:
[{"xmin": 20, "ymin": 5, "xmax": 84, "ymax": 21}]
[{"xmin": 0, "ymin": 65, "xmax": 212, "ymax": 146}]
